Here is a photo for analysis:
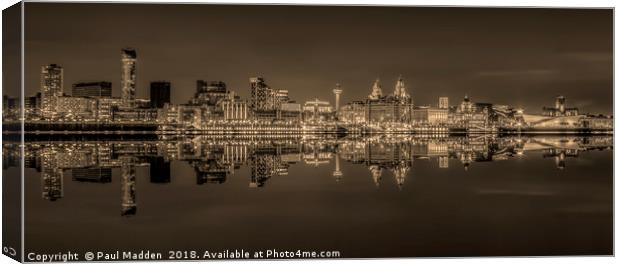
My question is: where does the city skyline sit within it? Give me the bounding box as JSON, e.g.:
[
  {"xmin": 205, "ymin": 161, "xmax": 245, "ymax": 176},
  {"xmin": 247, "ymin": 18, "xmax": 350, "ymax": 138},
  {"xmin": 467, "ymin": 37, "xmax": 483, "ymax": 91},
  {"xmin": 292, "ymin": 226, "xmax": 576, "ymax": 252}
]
[{"xmin": 16, "ymin": 3, "xmax": 613, "ymax": 114}]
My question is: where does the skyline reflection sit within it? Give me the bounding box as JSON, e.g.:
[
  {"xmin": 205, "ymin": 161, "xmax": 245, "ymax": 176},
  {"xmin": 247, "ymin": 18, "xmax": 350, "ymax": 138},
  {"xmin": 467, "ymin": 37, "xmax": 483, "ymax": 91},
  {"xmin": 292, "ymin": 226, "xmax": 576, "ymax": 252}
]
[{"xmin": 4, "ymin": 135, "xmax": 612, "ymax": 216}]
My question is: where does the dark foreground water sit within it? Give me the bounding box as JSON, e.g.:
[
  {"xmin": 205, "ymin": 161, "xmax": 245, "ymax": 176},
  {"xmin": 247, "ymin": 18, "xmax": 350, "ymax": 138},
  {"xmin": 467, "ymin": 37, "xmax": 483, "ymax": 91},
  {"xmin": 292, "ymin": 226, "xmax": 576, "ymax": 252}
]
[{"xmin": 5, "ymin": 135, "xmax": 613, "ymax": 259}]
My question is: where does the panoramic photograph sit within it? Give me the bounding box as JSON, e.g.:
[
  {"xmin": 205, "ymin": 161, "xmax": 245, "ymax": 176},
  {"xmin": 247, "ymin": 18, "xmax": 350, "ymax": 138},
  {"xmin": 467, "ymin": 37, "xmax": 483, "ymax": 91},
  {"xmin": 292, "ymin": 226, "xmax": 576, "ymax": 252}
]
[{"xmin": 1, "ymin": 2, "xmax": 613, "ymax": 262}]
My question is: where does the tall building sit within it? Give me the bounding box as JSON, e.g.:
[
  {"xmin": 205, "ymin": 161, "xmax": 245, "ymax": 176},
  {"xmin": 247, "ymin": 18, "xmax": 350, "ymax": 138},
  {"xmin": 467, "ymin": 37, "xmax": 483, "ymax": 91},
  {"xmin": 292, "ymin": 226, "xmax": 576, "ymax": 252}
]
[
  {"xmin": 439, "ymin": 97, "xmax": 449, "ymax": 109},
  {"xmin": 150, "ymin": 81, "xmax": 171, "ymax": 108},
  {"xmin": 72, "ymin": 81, "xmax": 112, "ymax": 97},
  {"xmin": 250, "ymin": 77, "xmax": 274, "ymax": 111},
  {"xmin": 333, "ymin": 84, "xmax": 343, "ymax": 111},
  {"xmin": 121, "ymin": 48, "xmax": 137, "ymax": 106},
  {"xmin": 40, "ymin": 64, "xmax": 63, "ymax": 118}
]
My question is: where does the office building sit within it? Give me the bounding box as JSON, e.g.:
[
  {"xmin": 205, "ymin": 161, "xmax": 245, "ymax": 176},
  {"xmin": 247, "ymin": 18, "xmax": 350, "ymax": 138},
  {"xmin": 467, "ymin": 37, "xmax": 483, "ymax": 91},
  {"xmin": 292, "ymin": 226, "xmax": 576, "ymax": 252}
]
[
  {"xmin": 72, "ymin": 82, "xmax": 112, "ymax": 98},
  {"xmin": 150, "ymin": 81, "xmax": 171, "ymax": 108}
]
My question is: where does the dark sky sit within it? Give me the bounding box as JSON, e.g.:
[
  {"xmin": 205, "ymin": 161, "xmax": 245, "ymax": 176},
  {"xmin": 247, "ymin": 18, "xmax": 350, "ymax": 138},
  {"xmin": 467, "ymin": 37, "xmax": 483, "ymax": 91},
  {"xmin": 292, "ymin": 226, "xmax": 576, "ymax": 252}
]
[{"xmin": 22, "ymin": 3, "xmax": 613, "ymax": 114}]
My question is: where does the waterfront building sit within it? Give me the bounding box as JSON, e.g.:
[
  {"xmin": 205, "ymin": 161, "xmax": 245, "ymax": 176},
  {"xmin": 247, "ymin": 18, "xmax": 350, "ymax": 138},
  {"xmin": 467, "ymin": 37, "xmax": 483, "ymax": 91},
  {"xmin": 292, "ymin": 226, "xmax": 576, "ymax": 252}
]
[
  {"xmin": 24, "ymin": 93, "xmax": 42, "ymax": 120},
  {"xmin": 338, "ymin": 101, "xmax": 366, "ymax": 124},
  {"xmin": 55, "ymin": 96, "xmax": 97, "ymax": 121},
  {"xmin": 368, "ymin": 79, "xmax": 383, "ymax": 100},
  {"xmin": 412, "ymin": 106, "xmax": 449, "ymax": 124},
  {"xmin": 150, "ymin": 81, "xmax": 171, "ymax": 108},
  {"xmin": 275, "ymin": 89, "xmax": 290, "ymax": 104},
  {"xmin": 72, "ymin": 81, "xmax": 112, "ymax": 98},
  {"xmin": 96, "ymin": 97, "xmax": 123, "ymax": 122},
  {"xmin": 439, "ymin": 97, "xmax": 449, "ymax": 109},
  {"xmin": 392, "ymin": 76, "xmax": 411, "ymax": 104},
  {"xmin": 279, "ymin": 102, "xmax": 302, "ymax": 122},
  {"xmin": 40, "ymin": 64, "xmax": 64, "ymax": 119},
  {"xmin": 365, "ymin": 77, "xmax": 414, "ymax": 123},
  {"xmin": 221, "ymin": 97, "xmax": 249, "ymax": 120},
  {"xmin": 582, "ymin": 115, "xmax": 614, "ymax": 129},
  {"xmin": 113, "ymin": 107, "xmax": 158, "ymax": 122},
  {"xmin": 191, "ymin": 80, "xmax": 229, "ymax": 106},
  {"xmin": 302, "ymin": 99, "xmax": 334, "ymax": 122},
  {"xmin": 121, "ymin": 48, "xmax": 137, "ymax": 106},
  {"xmin": 542, "ymin": 96, "xmax": 579, "ymax": 116},
  {"xmin": 250, "ymin": 76, "xmax": 276, "ymax": 111}
]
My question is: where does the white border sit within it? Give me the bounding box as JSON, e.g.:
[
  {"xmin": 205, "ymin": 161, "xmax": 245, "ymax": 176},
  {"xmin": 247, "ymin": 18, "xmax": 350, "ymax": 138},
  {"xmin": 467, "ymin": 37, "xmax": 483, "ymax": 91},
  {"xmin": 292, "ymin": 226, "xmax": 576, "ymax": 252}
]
[{"xmin": 0, "ymin": 1, "xmax": 616, "ymax": 264}]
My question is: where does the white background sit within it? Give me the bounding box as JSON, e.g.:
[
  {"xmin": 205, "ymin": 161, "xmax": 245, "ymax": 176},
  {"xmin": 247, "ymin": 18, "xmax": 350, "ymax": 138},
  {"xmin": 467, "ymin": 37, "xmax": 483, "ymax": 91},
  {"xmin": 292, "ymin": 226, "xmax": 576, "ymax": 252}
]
[{"xmin": 0, "ymin": 0, "xmax": 616, "ymax": 264}]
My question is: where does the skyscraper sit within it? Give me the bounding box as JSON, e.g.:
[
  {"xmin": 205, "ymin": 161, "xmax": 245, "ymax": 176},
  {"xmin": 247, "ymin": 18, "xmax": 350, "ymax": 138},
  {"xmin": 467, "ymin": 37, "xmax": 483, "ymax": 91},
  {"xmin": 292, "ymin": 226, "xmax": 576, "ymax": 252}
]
[
  {"xmin": 40, "ymin": 64, "xmax": 63, "ymax": 118},
  {"xmin": 150, "ymin": 81, "xmax": 171, "ymax": 108},
  {"xmin": 72, "ymin": 81, "xmax": 112, "ymax": 97},
  {"xmin": 121, "ymin": 48, "xmax": 137, "ymax": 106}
]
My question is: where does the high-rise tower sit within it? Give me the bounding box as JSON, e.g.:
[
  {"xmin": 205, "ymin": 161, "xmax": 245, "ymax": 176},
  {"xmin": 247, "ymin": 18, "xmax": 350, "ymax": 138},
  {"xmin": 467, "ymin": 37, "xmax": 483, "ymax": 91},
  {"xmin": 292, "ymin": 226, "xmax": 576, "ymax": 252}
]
[
  {"xmin": 332, "ymin": 83, "xmax": 343, "ymax": 111},
  {"xmin": 121, "ymin": 48, "xmax": 137, "ymax": 106},
  {"xmin": 40, "ymin": 64, "xmax": 63, "ymax": 118}
]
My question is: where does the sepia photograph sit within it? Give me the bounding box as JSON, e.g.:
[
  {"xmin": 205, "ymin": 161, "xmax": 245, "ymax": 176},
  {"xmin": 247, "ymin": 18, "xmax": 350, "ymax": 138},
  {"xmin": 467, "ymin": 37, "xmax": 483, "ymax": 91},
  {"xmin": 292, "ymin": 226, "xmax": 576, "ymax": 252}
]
[{"xmin": 1, "ymin": 0, "xmax": 614, "ymax": 262}]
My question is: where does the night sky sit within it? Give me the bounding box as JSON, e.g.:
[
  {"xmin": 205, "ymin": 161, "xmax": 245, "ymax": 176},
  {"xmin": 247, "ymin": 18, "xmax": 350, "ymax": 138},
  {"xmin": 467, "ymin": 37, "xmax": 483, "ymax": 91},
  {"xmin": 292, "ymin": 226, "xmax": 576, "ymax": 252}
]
[{"xmin": 21, "ymin": 3, "xmax": 613, "ymax": 114}]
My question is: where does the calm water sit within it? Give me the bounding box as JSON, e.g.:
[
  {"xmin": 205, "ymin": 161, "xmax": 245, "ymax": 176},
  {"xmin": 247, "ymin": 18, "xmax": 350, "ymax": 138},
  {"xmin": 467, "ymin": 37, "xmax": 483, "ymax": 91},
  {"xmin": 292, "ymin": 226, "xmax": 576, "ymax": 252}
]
[{"xmin": 5, "ymin": 135, "xmax": 613, "ymax": 258}]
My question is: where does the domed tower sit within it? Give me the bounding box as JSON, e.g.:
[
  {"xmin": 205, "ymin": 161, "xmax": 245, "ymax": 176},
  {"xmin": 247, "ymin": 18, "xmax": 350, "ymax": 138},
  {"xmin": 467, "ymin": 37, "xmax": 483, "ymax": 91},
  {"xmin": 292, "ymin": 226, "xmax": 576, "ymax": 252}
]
[
  {"xmin": 368, "ymin": 79, "xmax": 383, "ymax": 100},
  {"xmin": 393, "ymin": 75, "xmax": 411, "ymax": 104}
]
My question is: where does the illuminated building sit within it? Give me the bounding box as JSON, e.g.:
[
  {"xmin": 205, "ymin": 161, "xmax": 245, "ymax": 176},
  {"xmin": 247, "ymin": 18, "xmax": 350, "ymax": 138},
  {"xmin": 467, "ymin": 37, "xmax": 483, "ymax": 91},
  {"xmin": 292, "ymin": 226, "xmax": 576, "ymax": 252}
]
[
  {"xmin": 333, "ymin": 84, "xmax": 343, "ymax": 111},
  {"xmin": 191, "ymin": 80, "xmax": 228, "ymax": 106},
  {"xmin": 221, "ymin": 98, "xmax": 248, "ymax": 120},
  {"xmin": 96, "ymin": 97, "xmax": 123, "ymax": 122},
  {"xmin": 275, "ymin": 89, "xmax": 290, "ymax": 104},
  {"xmin": 338, "ymin": 101, "xmax": 366, "ymax": 123},
  {"xmin": 55, "ymin": 96, "xmax": 97, "ymax": 120},
  {"xmin": 368, "ymin": 79, "xmax": 383, "ymax": 100},
  {"xmin": 302, "ymin": 99, "xmax": 334, "ymax": 122},
  {"xmin": 365, "ymin": 77, "xmax": 414, "ymax": 123},
  {"xmin": 150, "ymin": 81, "xmax": 171, "ymax": 108},
  {"xmin": 72, "ymin": 81, "xmax": 112, "ymax": 98},
  {"xmin": 392, "ymin": 75, "xmax": 411, "ymax": 104},
  {"xmin": 439, "ymin": 97, "xmax": 449, "ymax": 109},
  {"xmin": 121, "ymin": 48, "xmax": 137, "ymax": 106},
  {"xmin": 412, "ymin": 106, "xmax": 448, "ymax": 124},
  {"xmin": 279, "ymin": 102, "xmax": 302, "ymax": 122},
  {"xmin": 542, "ymin": 96, "xmax": 579, "ymax": 117},
  {"xmin": 250, "ymin": 76, "xmax": 276, "ymax": 111},
  {"xmin": 40, "ymin": 64, "xmax": 64, "ymax": 118}
]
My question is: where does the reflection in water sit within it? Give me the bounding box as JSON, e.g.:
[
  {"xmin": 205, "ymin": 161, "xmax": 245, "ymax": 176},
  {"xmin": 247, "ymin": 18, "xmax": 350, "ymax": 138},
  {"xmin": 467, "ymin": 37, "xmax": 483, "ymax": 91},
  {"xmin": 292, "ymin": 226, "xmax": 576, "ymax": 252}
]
[{"xmin": 3, "ymin": 135, "xmax": 612, "ymax": 217}]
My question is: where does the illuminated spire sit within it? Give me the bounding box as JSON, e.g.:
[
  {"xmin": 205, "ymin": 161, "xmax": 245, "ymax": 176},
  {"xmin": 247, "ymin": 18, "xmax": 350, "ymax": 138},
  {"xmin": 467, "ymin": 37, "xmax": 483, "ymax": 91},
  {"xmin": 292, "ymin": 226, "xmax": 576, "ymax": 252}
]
[
  {"xmin": 368, "ymin": 78, "xmax": 383, "ymax": 100},
  {"xmin": 393, "ymin": 75, "xmax": 410, "ymax": 100}
]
